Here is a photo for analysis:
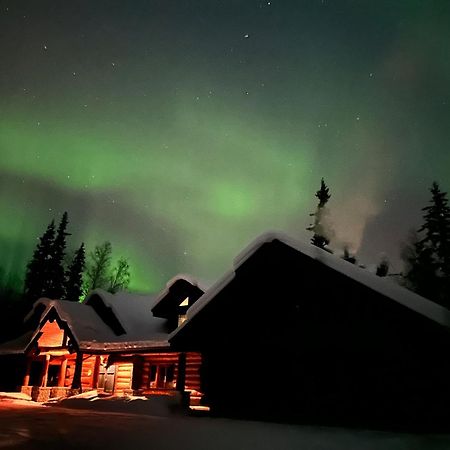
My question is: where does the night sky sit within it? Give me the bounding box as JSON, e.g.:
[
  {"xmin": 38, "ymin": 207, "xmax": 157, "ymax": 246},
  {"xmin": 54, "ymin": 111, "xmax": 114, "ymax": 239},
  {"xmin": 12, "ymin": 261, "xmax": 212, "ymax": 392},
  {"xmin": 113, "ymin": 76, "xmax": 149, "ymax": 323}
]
[{"xmin": 1, "ymin": 0, "xmax": 449, "ymax": 292}]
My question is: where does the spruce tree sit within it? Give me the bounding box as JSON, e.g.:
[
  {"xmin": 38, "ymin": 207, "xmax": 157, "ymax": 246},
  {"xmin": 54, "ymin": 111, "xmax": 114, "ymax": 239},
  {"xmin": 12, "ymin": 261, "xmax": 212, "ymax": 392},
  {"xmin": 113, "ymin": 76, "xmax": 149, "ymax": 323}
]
[
  {"xmin": 64, "ymin": 243, "xmax": 86, "ymax": 302},
  {"xmin": 403, "ymin": 182, "xmax": 450, "ymax": 305},
  {"xmin": 307, "ymin": 178, "xmax": 332, "ymax": 249},
  {"xmin": 403, "ymin": 235, "xmax": 439, "ymax": 300},
  {"xmin": 47, "ymin": 212, "xmax": 70, "ymax": 299},
  {"xmin": 24, "ymin": 220, "xmax": 56, "ymax": 303},
  {"xmin": 419, "ymin": 182, "xmax": 450, "ymax": 277}
]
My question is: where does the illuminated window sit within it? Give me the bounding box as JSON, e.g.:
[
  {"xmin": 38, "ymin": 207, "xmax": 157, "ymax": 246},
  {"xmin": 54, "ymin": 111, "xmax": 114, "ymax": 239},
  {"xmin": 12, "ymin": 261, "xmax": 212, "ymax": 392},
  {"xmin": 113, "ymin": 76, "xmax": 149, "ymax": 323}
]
[
  {"xmin": 148, "ymin": 364, "xmax": 176, "ymax": 389},
  {"xmin": 179, "ymin": 297, "xmax": 189, "ymax": 307},
  {"xmin": 178, "ymin": 314, "xmax": 187, "ymax": 326}
]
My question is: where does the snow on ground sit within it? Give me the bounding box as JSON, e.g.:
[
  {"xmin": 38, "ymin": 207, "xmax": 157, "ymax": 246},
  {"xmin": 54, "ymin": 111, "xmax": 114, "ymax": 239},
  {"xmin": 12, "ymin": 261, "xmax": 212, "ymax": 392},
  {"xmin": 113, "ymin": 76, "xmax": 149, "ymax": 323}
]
[
  {"xmin": 0, "ymin": 392, "xmax": 44, "ymax": 410},
  {"xmin": 0, "ymin": 392, "xmax": 32, "ymax": 401},
  {"xmin": 1, "ymin": 397, "xmax": 450, "ymax": 450},
  {"xmin": 52, "ymin": 392, "xmax": 184, "ymax": 417}
]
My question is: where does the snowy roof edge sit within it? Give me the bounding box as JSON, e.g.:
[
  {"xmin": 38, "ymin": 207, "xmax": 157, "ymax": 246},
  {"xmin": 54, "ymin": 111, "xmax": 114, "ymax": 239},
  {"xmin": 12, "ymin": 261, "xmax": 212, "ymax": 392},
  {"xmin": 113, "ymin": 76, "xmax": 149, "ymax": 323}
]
[
  {"xmin": 170, "ymin": 231, "xmax": 450, "ymax": 341},
  {"xmin": 0, "ymin": 299, "xmax": 83, "ymax": 355},
  {"xmin": 78, "ymin": 339, "xmax": 170, "ymax": 353},
  {"xmin": 151, "ymin": 273, "xmax": 204, "ymax": 312}
]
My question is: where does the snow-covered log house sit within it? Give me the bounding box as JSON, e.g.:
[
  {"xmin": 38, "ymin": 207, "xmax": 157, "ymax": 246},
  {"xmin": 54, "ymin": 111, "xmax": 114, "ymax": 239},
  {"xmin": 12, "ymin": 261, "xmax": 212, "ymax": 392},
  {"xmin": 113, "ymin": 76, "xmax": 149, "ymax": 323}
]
[{"xmin": 0, "ymin": 277, "xmax": 204, "ymax": 404}]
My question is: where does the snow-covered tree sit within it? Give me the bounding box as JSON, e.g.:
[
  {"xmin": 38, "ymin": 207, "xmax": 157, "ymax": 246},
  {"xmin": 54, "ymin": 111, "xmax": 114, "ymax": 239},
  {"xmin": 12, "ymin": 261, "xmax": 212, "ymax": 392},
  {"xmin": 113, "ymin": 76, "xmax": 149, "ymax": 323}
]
[{"xmin": 307, "ymin": 178, "xmax": 332, "ymax": 249}]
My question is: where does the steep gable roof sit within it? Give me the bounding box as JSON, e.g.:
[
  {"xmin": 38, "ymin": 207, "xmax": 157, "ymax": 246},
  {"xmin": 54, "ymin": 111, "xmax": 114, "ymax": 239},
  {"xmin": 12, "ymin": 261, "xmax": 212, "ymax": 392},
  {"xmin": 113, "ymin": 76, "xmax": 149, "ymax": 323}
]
[
  {"xmin": 151, "ymin": 275, "xmax": 205, "ymax": 319},
  {"xmin": 0, "ymin": 300, "xmax": 102, "ymax": 355},
  {"xmin": 170, "ymin": 232, "xmax": 450, "ymax": 342},
  {"xmin": 0, "ymin": 290, "xmax": 170, "ymax": 355}
]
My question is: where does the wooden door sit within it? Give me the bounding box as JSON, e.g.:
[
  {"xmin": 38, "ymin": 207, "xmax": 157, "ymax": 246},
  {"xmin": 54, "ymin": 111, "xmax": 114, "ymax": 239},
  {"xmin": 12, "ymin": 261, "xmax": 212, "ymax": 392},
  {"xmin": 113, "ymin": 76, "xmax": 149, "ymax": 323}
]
[{"xmin": 98, "ymin": 364, "xmax": 116, "ymax": 392}]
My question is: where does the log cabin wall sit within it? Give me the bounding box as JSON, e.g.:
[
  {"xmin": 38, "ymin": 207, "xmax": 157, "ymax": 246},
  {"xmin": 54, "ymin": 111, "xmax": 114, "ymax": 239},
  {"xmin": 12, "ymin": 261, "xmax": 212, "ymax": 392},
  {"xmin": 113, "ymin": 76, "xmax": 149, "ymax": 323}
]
[
  {"xmin": 63, "ymin": 356, "xmax": 75, "ymax": 387},
  {"xmin": 140, "ymin": 352, "xmax": 179, "ymax": 391},
  {"xmin": 64, "ymin": 351, "xmax": 202, "ymax": 395},
  {"xmin": 113, "ymin": 362, "xmax": 134, "ymax": 392},
  {"xmin": 24, "ymin": 318, "xmax": 76, "ymax": 391},
  {"xmin": 185, "ymin": 352, "xmax": 201, "ymax": 392},
  {"xmin": 80, "ymin": 355, "xmax": 98, "ymax": 390},
  {"xmin": 58, "ymin": 354, "xmax": 96, "ymax": 389},
  {"xmin": 137, "ymin": 352, "xmax": 202, "ymax": 393},
  {"xmin": 48, "ymin": 354, "xmax": 76, "ymax": 388},
  {"xmin": 16, "ymin": 307, "xmax": 203, "ymax": 400}
]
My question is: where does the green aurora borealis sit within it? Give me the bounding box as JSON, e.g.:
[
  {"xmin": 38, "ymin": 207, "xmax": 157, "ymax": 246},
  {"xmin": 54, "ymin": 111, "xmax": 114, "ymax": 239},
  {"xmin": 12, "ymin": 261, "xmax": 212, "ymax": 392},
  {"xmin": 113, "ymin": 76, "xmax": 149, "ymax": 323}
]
[{"xmin": 1, "ymin": 1, "xmax": 450, "ymax": 291}]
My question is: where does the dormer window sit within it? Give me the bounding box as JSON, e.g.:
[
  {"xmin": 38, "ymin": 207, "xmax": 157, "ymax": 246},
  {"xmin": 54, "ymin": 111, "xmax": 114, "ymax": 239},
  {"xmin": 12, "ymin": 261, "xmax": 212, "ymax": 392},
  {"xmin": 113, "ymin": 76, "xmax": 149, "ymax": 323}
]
[
  {"xmin": 179, "ymin": 297, "xmax": 189, "ymax": 307},
  {"xmin": 177, "ymin": 297, "xmax": 189, "ymax": 326},
  {"xmin": 151, "ymin": 278, "xmax": 204, "ymax": 331}
]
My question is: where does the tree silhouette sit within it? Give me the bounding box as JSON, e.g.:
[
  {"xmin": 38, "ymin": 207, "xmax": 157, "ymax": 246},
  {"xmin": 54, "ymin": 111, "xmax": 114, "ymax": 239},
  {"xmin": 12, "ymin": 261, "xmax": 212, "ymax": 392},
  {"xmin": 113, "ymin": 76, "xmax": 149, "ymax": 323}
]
[
  {"xmin": 419, "ymin": 182, "xmax": 450, "ymax": 277},
  {"xmin": 47, "ymin": 211, "xmax": 70, "ymax": 299},
  {"xmin": 108, "ymin": 257, "xmax": 131, "ymax": 293},
  {"xmin": 64, "ymin": 243, "xmax": 86, "ymax": 302},
  {"xmin": 376, "ymin": 256, "xmax": 389, "ymax": 277},
  {"xmin": 341, "ymin": 246, "xmax": 357, "ymax": 264},
  {"xmin": 24, "ymin": 220, "xmax": 56, "ymax": 303},
  {"xmin": 403, "ymin": 182, "xmax": 450, "ymax": 305},
  {"xmin": 85, "ymin": 241, "xmax": 113, "ymax": 292},
  {"xmin": 402, "ymin": 234, "xmax": 439, "ymax": 300},
  {"xmin": 307, "ymin": 178, "xmax": 332, "ymax": 249}
]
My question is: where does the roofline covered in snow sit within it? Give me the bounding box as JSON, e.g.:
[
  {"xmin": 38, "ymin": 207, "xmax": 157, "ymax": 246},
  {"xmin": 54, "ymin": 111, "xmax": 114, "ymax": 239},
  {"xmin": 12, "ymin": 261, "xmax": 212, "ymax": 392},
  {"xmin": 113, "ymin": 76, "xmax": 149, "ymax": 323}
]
[
  {"xmin": 35, "ymin": 298, "xmax": 171, "ymax": 352},
  {"xmin": 76, "ymin": 340, "xmax": 170, "ymax": 353},
  {"xmin": 151, "ymin": 274, "xmax": 204, "ymax": 314},
  {"xmin": 83, "ymin": 288, "xmax": 124, "ymax": 319},
  {"xmin": 27, "ymin": 299, "xmax": 84, "ymax": 353},
  {"xmin": 170, "ymin": 231, "xmax": 450, "ymax": 342},
  {"xmin": 0, "ymin": 296, "xmax": 171, "ymax": 355},
  {"xmin": 0, "ymin": 299, "xmax": 80, "ymax": 355},
  {"xmin": 0, "ymin": 330, "xmax": 37, "ymax": 355}
]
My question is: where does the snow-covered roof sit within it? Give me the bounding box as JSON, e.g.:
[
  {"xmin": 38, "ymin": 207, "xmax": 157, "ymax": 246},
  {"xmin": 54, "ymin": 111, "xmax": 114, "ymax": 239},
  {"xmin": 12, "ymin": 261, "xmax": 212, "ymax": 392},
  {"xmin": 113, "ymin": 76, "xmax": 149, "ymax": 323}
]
[
  {"xmin": 151, "ymin": 274, "xmax": 206, "ymax": 314},
  {"xmin": 0, "ymin": 290, "xmax": 170, "ymax": 355},
  {"xmin": 170, "ymin": 232, "xmax": 450, "ymax": 341},
  {"xmin": 82, "ymin": 289, "xmax": 169, "ymax": 350},
  {"xmin": 0, "ymin": 301, "xmax": 100, "ymax": 355},
  {"xmin": 0, "ymin": 330, "xmax": 35, "ymax": 355}
]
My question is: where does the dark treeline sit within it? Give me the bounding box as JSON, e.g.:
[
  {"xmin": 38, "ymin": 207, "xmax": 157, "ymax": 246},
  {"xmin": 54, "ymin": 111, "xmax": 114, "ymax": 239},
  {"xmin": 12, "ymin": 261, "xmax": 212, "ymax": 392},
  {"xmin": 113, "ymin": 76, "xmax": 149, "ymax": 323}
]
[
  {"xmin": 0, "ymin": 211, "xmax": 131, "ymax": 342},
  {"xmin": 401, "ymin": 182, "xmax": 450, "ymax": 307},
  {"xmin": 1, "ymin": 182, "xmax": 449, "ymax": 342},
  {"xmin": 307, "ymin": 179, "xmax": 450, "ymax": 309}
]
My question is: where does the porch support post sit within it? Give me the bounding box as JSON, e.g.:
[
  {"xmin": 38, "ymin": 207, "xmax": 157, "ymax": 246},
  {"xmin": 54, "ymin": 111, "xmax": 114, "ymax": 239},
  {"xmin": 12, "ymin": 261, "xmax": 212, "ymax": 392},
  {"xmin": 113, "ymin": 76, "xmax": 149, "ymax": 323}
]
[
  {"xmin": 58, "ymin": 358, "xmax": 68, "ymax": 387},
  {"xmin": 92, "ymin": 356, "xmax": 101, "ymax": 389},
  {"xmin": 41, "ymin": 354, "xmax": 50, "ymax": 387},
  {"xmin": 176, "ymin": 352, "xmax": 186, "ymax": 392},
  {"xmin": 154, "ymin": 364, "xmax": 161, "ymax": 389},
  {"xmin": 71, "ymin": 352, "xmax": 83, "ymax": 390},
  {"xmin": 23, "ymin": 358, "xmax": 32, "ymax": 387}
]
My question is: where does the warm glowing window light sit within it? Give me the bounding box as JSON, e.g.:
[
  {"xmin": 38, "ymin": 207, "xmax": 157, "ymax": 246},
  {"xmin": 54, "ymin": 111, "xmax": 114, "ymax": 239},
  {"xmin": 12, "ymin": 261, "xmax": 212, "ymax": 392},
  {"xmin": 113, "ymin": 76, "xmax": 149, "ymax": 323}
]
[
  {"xmin": 179, "ymin": 297, "xmax": 189, "ymax": 307},
  {"xmin": 178, "ymin": 314, "xmax": 187, "ymax": 327}
]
